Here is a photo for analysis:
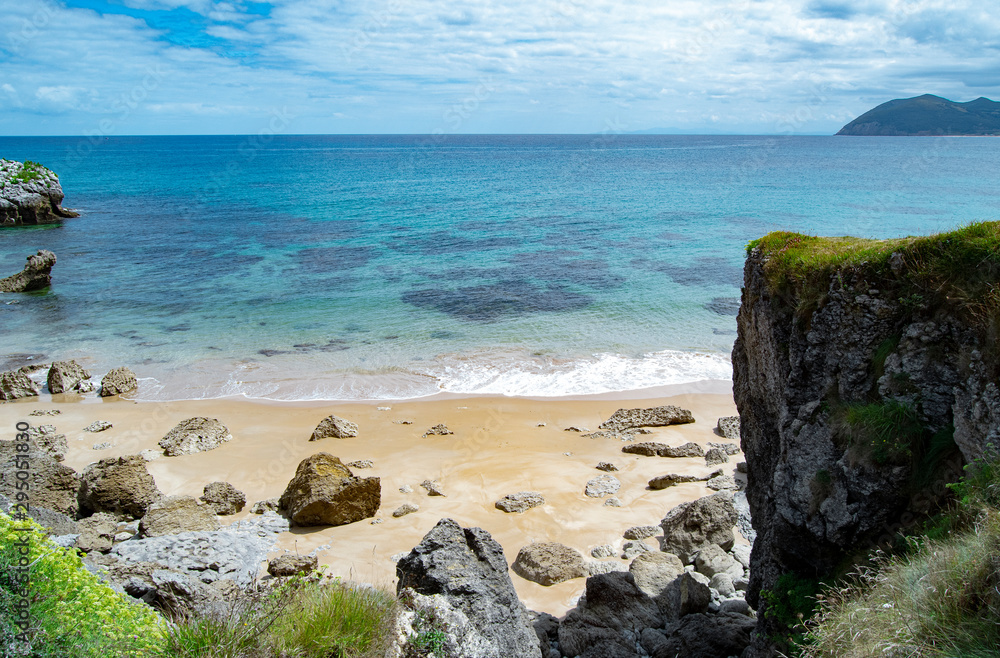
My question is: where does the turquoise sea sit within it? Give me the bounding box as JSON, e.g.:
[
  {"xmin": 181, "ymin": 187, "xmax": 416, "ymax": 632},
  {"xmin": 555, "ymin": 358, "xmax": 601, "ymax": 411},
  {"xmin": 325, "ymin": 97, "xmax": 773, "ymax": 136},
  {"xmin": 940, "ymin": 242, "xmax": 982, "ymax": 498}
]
[{"xmin": 1, "ymin": 135, "xmax": 997, "ymax": 400}]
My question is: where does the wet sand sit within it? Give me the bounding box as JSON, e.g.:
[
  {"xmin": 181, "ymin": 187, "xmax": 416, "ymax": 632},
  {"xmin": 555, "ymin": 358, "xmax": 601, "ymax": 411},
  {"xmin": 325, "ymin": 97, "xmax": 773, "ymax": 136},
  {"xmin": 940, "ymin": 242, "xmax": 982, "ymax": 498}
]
[{"xmin": 1, "ymin": 381, "xmax": 739, "ymax": 616}]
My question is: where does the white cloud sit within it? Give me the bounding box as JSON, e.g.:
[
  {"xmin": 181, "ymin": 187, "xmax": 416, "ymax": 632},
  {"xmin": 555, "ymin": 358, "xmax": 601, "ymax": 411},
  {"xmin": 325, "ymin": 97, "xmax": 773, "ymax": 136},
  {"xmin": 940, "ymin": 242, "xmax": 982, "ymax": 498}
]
[{"xmin": 0, "ymin": 0, "xmax": 997, "ymax": 134}]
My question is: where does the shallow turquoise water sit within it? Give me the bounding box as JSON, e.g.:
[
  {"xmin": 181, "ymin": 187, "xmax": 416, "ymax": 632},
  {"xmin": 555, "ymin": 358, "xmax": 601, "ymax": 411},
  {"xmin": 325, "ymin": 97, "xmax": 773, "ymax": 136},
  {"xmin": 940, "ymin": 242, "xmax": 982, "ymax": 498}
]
[{"xmin": 0, "ymin": 135, "xmax": 997, "ymax": 400}]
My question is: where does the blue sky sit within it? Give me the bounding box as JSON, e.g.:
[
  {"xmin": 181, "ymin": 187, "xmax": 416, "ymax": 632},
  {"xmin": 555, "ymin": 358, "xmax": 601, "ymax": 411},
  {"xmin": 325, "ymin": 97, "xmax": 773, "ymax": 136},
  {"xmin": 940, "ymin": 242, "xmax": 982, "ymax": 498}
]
[{"xmin": 1, "ymin": 0, "xmax": 997, "ymax": 135}]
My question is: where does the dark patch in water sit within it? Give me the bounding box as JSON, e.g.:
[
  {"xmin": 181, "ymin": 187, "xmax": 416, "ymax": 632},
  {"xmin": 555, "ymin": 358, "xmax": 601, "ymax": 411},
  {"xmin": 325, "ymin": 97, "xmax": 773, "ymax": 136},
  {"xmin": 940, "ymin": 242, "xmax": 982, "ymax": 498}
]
[
  {"xmin": 383, "ymin": 335, "xmax": 399, "ymax": 340},
  {"xmin": 293, "ymin": 343, "xmax": 316, "ymax": 349},
  {"xmin": 713, "ymin": 328, "xmax": 737, "ymax": 336},
  {"xmin": 429, "ymin": 330, "xmax": 459, "ymax": 339},
  {"xmin": 633, "ymin": 256, "xmax": 743, "ymax": 287},
  {"xmin": 258, "ymin": 349, "xmax": 291, "ymax": 357},
  {"xmin": 507, "ymin": 252, "xmax": 625, "ymax": 289},
  {"xmin": 389, "ymin": 230, "xmax": 521, "ymax": 255},
  {"xmin": 704, "ymin": 297, "xmax": 741, "ymax": 316},
  {"xmin": 292, "ymin": 245, "xmax": 378, "ymax": 272},
  {"xmin": 402, "ymin": 280, "xmax": 592, "ymax": 322},
  {"xmin": 165, "ymin": 324, "xmax": 192, "ymax": 332},
  {"xmin": 0, "ymin": 354, "xmax": 47, "ymax": 371}
]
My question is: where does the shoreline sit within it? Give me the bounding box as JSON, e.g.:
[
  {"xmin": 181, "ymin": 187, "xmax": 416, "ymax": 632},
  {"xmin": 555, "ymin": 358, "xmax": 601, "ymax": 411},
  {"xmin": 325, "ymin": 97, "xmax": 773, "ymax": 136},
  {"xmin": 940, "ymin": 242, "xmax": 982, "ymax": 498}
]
[{"xmin": 1, "ymin": 380, "xmax": 741, "ymax": 616}]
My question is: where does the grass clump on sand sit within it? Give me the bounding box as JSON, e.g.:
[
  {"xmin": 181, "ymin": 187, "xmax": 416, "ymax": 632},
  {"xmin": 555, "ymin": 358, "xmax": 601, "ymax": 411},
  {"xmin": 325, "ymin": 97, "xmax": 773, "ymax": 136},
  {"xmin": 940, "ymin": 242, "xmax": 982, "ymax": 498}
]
[
  {"xmin": 162, "ymin": 572, "xmax": 399, "ymax": 658},
  {"xmin": 0, "ymin": 511, "xmax": 166, "ymax": 657},
  {"xmin": 801, "ymin": 458, "xmax": 1000, "ymax": 657},
  {"xmin": 746, "ymin": 221, "xmax": 1000, "ymax": 331}
]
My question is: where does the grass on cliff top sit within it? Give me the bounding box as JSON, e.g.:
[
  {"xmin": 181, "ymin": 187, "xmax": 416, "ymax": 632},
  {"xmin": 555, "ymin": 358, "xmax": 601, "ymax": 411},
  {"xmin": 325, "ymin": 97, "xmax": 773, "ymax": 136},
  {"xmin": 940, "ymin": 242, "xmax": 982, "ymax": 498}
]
[
  {"xmin": 746, "ymin": 221, "xmax": 1000, "ymax": 328},
  {"xmin": 801, "ymin": 460, "xmax": 1000, "ymax": 657}
]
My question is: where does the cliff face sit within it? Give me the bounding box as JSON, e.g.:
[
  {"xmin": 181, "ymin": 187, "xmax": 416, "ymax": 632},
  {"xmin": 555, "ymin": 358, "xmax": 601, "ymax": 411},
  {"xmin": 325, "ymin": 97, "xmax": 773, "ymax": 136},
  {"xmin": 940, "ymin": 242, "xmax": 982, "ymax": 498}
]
[
  {"xmin": 0, "ymin": 159, "xmax": 78, "ymax": 226},
  {"xmin": 732, "ymin": 226, "xmax": 1000, "ymax": 655}
]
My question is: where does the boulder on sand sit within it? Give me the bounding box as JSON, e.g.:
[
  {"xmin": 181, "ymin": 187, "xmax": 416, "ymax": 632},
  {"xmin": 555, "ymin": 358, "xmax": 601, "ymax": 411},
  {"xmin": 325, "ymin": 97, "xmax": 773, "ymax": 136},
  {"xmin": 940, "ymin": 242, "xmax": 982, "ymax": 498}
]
[
  {"xmin": 159, "ymin": 417, "xmax": 232, "ymax": 456},
  {"xmin": 278, "ymin": 453, "xmax": 380, "ymax": 527},
  {"xmin": 309, "ymin": 414, "xmax": 358, "ymax": 440},
  {"xmin": 512, "ymin": 542, "xmax": 587, "ymax": 586},
  {"xmin": 200, "ymin": 481, "xmax": 246, "ymax": 515},
  {"xmin": 78, "ymin": 455, "xmax": 161, "ymax": 519},
  {"xmin": 99, "ymin": 366, "xmax": 138, "ymax": 397},
  {"xmin": 495, "ymin": 491, "xmax": 545, "ymax": 513},
  {"xmin": 599, "ymin": 405, "xmax": 695, "ymax": 432},
  {"xmin": 0, "ymin": 250, "xmax": 56, "ymax": 292}
]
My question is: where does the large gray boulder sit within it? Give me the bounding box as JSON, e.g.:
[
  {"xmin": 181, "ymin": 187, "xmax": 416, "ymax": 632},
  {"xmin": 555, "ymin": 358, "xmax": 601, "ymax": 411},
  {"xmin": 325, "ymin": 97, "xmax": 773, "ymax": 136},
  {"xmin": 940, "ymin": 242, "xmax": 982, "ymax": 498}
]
[
  {"xmin": 660, "ymin": 492, "xmax": 738, "ymax": 564},
  {"xmin": 0, "ymin": 369, "xmax": 39, "ymax": 400},
  {"xmin": 396, "ymin": 518, "xmax": 541, "ymax": 658},
  {"xmin": 0, "ymin": 160, "xmax": 77, "ymax": 226},
  {"xmin": 558, "ymin": 572, "xmax": 663, "ymax": 658},
  {"xmin": 512, "ymin": 542, "xmax": 587, "ymax": 586},
  {"xmin": 278, "ymin": 453, "xmax": 380, "ymax": 527},
  {"xmin": 99, "ymin": 367, "xmax": 138, "ymax": 397},
  {"xmin": 0, "ymin": 250, "xmax": 56, "ymax": 292},
  {"xmin": 200, "ymin": 481, "xmax": 245, "ymax": 515},
  {"xmin": 309, "ymin": 414, "xmax": 358, "ymax": 440},
  {"xmin": 643, "ymin": 612, "xmax": 756, "ymax": 658},
  {"xmin": 159, "ymin": 418, "xmax": 232, "ymax": 456},
  {"xmin": 600, "ymin": 405, "xmax": 695, "ymax": 431},
  {"xmin": 0, "ymin": 441, "xmax": 80, "ymax": 517},
  {"xmin": 78, "ymin": 455, "xmax": 161, "ymax": 519},
  {"xmin": 47, "ymin": 360, "xmax": 91, "ymax": 394},
  {"xmin": 140, "ymin": 496, "xmax": 220, "ymax": 537}
]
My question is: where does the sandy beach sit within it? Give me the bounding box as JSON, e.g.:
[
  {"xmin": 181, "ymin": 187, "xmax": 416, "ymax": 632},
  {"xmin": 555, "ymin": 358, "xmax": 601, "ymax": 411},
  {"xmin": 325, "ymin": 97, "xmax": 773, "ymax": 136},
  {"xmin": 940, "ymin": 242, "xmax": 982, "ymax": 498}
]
[{"xmin": 1, "ymin": 380, "xmax": 739, "ymax": 616}]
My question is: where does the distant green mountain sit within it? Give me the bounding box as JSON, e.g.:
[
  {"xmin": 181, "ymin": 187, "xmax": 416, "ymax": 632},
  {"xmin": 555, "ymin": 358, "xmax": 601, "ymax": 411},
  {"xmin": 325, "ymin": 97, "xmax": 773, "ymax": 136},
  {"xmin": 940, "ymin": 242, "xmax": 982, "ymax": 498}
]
[{"xmin": 837, "ymin": 94, "xmax": 1000, "ymax": 136}]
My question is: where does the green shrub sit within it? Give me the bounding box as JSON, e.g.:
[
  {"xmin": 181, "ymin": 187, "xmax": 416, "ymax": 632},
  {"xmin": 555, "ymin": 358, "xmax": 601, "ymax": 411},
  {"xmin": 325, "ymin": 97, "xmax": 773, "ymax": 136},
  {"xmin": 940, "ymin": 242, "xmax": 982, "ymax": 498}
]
[
  {"xmin": 9, "ymin": 161, "xmax": 47, "ymax": 184},
  {"xmin": 162, "ymin": 573, "xmax": 398, "ymax": 658},
  {"xmin": 0, "ymin": 510, "xmax": 166, "ymax": 657},
  {"xmin": 838, "ymin": 399, "xmax": 926, "ymax": 464}
]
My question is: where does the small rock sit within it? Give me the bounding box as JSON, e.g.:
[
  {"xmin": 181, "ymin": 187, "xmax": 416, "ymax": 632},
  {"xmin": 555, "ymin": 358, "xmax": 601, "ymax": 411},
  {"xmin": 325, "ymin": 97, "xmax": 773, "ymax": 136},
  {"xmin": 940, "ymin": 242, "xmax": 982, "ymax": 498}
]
[
  {"xmin": 710, "ymin": 573, "xmax": 736, "ymax": 597},
  {"xmin": 596, "ymin": 462, "xmax": 618, "ymax": 472},
  {"xmin": 268, "ymin": 554, "xmax": 318, "ymax": 577},
  {"xmin": 346, "ymin": 460, "xmax": 374, "ymax": 469},
  {"xmin": 201, "ymin": 481, "xmax": 246, "ymax": 515},
  {"xmin": 392, "ymin": 503, "xmax": 419, "ymax": 518},
  {"xmin": 731, "ymin": 544, "xmax": 751, "ymax": 570},
  {"xmin": 707, "ymin": 441, "xmax": 741, "ymax": 456},
  {"xmin": 536, "ymin": 422, "xmax": 546, "ymax": 427},
  {"xmin": 420, "ymin": 479, "xmax": 446, "ymax": 496},
  {"xmin": 719, "ymin": 597, "xmax": 753, "ymax": 616},
  {"xmin": 99, "ymin": 367, "xmax": 138, "ymax": 397},
  {"xmin": 495, "ymin": 491, "xmax": 545, "ymax": 513},
  {"xmin": 75, "ymin": 513, "xmax": 117, "ymax": 553},
  {"xmin": 604, "ymin": 497, "xmax": 622, "ymax": 507},
  {"xmin": 694, "ymin": 544, "xmax": 743, "ymax": 579},
  {"xmin": 310, "ymin": 414, "xmax": 358, "ymax": 440},
  {"xmin": 622, "ymin": 540, "xmax": 652, "ymax": 559},
  {"xmin": 705, "ymin": 448, "xmax": 729, "ymax": 466},
  {"xmin": 77, "ymin": 381, "xmax": 96, "ymax": 393},
  {"xmin": 399, "ymin": 485, "xmax": 413, "ymax": 493},
  {"xmin": 563, "ymin": 426, "xmax": 589, "ymax": 432},
  {"xmin": 585, "ymin": 474, "xmax": 621, "ymax": 498},
  {"xmin": 648, "ymin": 473, "xmax": 702, "ymax": 490},
  {"xmin": 84, "ymin": 421, "xmax": 113, "ymax": 433},
  {"xmin": 629, "ymin": 551, "xmax": 685, "ymax": 599},
  {"xmin": 29, "ymin": 409, "xmax": 61, "ymax": 416},
  {"xmin": 393, "ymin": 420, "xmax": 413, "ymax": 425},
  {"xmin": 370, "ymin": 518, "xmax": 383, "ymax": 524},
  {"xmin": 113, "ymin": 531, "xmax": 134, "ymax": 543},
  {"xmin": 422, "ymin": 424, "xmax": 453, "ymax": 437},
  {"xmin": 250, "ymin": 498, "xmax": 280, "ymax": 514},
  {"xmin": 623, "ymin": 525, "xmax": 660, "ymax": 540},
  {"xmin": 707, "ymin": 474, "xmax": 737, "ymax": 491},
  {"xmin": 736, "ymin": 461, "xmax": 747, "ymax": 473},
  {"xmin": 716, "ymin": 416, "xmax": 740, "ymax": 441},
  {"xmin": 591, "ymin": 544, "xmax": 615, "ymax": 559},
  {"xmin": 92, "ymin": 442, "xmax": 111, "ymax": 450},
  {"xmin": 377, "ymin": 406, "xmax": 391, "ymax": 411},
  {"xmin": 139, "ymin": 449, "xmax": 161, "ymax": 462}
]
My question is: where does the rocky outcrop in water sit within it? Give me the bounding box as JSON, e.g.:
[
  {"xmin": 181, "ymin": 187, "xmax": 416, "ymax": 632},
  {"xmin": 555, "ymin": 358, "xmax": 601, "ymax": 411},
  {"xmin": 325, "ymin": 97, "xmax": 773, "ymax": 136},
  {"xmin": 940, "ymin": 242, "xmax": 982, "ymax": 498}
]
[
  {"xmin": 733, "ymin": 228, "xmax": 1000, "ymax": 655},
  {"xmin": 47, "ymin": 359, "xmax": 92, "ymax": 394},
  {"xmin": 99, "ymin": 366, "xmax": 138, "ymax": 397},
  {"xmin": 0, "ymin": 250, "xmax": 57, "ymax": 292},
  {"xmin": 0, "ymin": 160, "xmax": 77, "ymax": 226}
]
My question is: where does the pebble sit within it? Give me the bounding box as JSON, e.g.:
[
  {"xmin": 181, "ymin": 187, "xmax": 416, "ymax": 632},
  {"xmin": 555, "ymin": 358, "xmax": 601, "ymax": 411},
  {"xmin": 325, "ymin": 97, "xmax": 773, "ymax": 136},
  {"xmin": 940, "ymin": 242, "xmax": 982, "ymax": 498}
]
[{"xmin": 84, "ymin": 420, "xmax": 113, "ymax": 433}]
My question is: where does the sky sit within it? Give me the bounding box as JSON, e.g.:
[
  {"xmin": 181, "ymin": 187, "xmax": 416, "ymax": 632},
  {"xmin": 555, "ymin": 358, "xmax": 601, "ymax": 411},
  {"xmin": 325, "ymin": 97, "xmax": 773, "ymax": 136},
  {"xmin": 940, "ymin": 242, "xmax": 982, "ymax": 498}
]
[{"xmin": 1, "ymin": 0, "xmax": 998, "ymax": 135}]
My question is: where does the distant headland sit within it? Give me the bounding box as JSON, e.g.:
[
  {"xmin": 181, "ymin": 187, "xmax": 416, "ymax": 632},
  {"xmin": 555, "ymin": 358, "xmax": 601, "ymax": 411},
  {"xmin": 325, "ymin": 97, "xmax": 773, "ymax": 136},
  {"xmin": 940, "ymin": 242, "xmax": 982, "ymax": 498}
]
[{"xmin": 837, "ymin": 94, "xmax": 1000, "ymax": 136}]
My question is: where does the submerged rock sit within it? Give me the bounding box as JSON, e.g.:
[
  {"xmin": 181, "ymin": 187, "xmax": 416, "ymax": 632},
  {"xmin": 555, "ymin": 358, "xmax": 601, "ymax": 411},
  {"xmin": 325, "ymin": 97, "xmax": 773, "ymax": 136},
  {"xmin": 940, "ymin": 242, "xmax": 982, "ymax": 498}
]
[{"xmin": 0, "ymin": 250, "xmax": 57, "ymax": 292}]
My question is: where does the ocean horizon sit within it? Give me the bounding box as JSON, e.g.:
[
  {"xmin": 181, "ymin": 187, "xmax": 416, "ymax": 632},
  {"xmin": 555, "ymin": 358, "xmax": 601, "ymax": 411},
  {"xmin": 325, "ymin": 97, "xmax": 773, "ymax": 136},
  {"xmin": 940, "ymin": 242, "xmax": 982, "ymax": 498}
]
[{"xmin": 2, "ymin": 134, "xmax": 998, "ymax": 401}]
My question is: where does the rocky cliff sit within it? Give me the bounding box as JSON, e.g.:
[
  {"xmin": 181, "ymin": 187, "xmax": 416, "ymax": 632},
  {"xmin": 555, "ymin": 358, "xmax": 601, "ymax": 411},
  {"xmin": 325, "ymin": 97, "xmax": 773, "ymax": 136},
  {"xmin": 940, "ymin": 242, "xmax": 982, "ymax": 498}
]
[
  {"xmin": 0, "ymin": 159, "xmax": 78, "ymax": 226},
  {"xmin": 733, "ymin": 223, "xmax": 1000, "ymax": 655}
]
